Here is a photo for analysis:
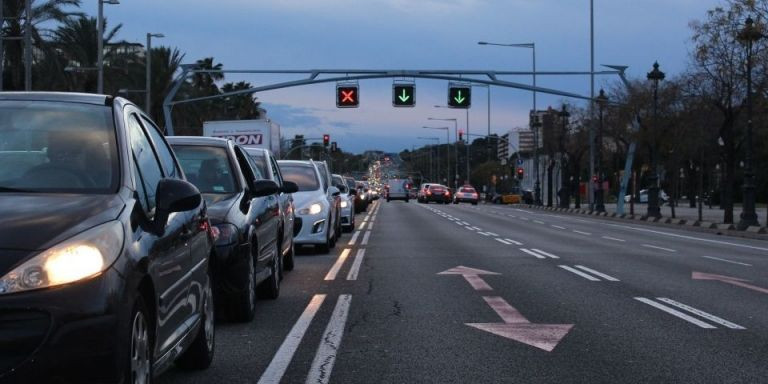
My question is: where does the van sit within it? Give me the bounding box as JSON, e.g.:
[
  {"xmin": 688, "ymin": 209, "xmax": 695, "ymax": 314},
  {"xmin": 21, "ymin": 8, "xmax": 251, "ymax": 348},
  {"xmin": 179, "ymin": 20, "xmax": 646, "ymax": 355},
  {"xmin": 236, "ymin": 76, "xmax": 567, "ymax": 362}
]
[{"xmin": 386, "ymin": 178, "xmax": 411, "ymax": 202}]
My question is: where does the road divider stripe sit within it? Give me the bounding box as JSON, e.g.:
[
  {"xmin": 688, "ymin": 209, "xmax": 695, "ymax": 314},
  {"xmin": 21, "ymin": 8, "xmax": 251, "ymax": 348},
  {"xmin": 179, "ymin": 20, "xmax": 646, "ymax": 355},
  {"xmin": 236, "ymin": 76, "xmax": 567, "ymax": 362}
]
[
  {"xmin": 367, "ymin": 221, "xmax": 375, "ymax": 230},
  {"xmin": 574, "ymin": 265, "xmax": 620, "ymax": 281},
  {"xmin": 358, "ymin": 222, "xmax": 367, "ymax": 231},
  {"xmin": 465, "ymin": 226, "xmax": 476, "ymax": 231},
  {"xmin": 520, "ymin": 248, "xmax": 546, "ymax": 259},
  {"xmin": 324, "ymin": 249, "xmax": 351, "ymax": 281},
  {"xmin": 656, "ymin": 298, "xmax": 745, "ymax": 329},
  {"xmin": 305, "ymin": 294, "xmax": 352, "ymax": 384},
  {"xmin": 531, "ymin": 249, "xmax": 559, "ymax": 259},
  {"xmin": 641, "ymin": 244, "xmax": 677, "ymax": 253},
  {"xmin": 558, "ymin": 265, "xmax": 600, "ymax": 281},
  {"xmin": 602, "ymin": 223, "xmax": 768, "ymax": 252},
  {"xmin": 551, "ymin": 225, "xmax": 566, "ymax": 229},
  {"xmin": 635, "ymin": 297, "xmax": 716, "ymax": 329},
  {"xmin": 601, "ymin": 236, "xmax": 626, "ymax": 242},
  {"xmin": 361, "ymin": 231, "xmax": 371, "ymax": 245},
  {"xmin": 572, "ymin": 230, "xmax": 592, "ymax": 236},
  {"xmin": 533, "ymin": 220, "xmax": 545, "ymax": 225},
  {"xmin": 257, "ymin": 294, "xmax": 327, "ymax": 384},
  {"xmin": 478, "ymin": 232, "xmax": 492, "ymax": 236},
  {"xmin": 504, "ymin": 238, "xmax": 523, "ymax": 245},
  {"xmin": 348, "ymin": 231, "xmax": 360, "ymax": 246},
  {"xmin": 486, "ymin": 232, "xmax": 499, "ymax": 236},
  {"xmin": 520, "ymin": 217, "xmax": 529, "ymax": 221},
  {"xmin": 495, "ymin": 238, "xmax": 512, "ymax": 245},
  {"xmin": 701, "ymin": 256, "xmax": 752, "ymax": 266},
  {"xmin": 346, "ymin": 249, "xmax": 366, "ymax": 280}
]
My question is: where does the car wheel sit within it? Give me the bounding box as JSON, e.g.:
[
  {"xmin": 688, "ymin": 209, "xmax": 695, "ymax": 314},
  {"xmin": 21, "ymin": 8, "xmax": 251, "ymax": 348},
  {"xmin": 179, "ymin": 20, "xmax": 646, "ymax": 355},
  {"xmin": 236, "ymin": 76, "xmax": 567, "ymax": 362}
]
[
  {"xmin": 127, "ymin": 295, "xmax": 152, "ymax": 384},
  {"xmin": 283, "ymin": 238, "xmax": 295, "ymax": 272},
  {"xmin": 329, "ymin": 222, "xmax": 337, "ymax": 248},
  {"xmin": 228, "ymin": 254, "xmax": 256, "ymax": 322},
  {"xmin": 176, "ymin": 271, "xmax": 215, "ymax": 370},
  {"xmin": 472, "ymin": 202, "xmax": 478, "ymax": 206},
  {"xmin": 258, "ymin": 246, "xmax": 280, "ymax": 300}
]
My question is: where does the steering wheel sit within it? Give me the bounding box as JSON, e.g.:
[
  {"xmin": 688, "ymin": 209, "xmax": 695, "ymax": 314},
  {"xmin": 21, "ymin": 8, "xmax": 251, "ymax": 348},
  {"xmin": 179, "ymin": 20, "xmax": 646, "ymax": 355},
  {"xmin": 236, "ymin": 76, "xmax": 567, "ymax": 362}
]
[{"xmin": 23, "ymin": 164, "xmax": 97, "ymax": 188}]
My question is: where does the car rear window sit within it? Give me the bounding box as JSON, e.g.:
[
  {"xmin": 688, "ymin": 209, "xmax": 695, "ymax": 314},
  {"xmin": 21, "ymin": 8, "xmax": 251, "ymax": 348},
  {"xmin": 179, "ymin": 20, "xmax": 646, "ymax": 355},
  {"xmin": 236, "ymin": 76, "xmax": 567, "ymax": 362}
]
[
  {"xmin": 461, "ymin": 187, "xmax": 476, "ymax": 193},
  {"xmin": 172, "ymin": 145, "xmax": 238, "ymax": 194},
  {"xmin": 280, "ymin": 164, "xmax": 320, "ymax": 191}
]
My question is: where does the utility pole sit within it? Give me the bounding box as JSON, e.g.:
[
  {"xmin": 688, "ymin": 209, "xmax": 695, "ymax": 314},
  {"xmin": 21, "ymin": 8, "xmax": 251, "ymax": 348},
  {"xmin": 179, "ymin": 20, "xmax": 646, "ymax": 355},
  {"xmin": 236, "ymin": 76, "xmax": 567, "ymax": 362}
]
[
  {"xmin": 24, "ymin": 0, "xmax": 31, "ymax": 90},
  {"xmin": 588, "ymin": 0, "xmax": 595, "ymax": 210}
]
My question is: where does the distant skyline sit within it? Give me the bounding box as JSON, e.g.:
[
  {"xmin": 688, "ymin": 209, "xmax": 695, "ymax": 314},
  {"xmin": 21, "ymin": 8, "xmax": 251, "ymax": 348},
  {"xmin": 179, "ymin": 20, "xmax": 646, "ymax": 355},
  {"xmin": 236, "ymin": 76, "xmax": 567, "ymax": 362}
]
[{"xmin": 101, "ymin": 0, "xmax": 723, "ymax": 153}]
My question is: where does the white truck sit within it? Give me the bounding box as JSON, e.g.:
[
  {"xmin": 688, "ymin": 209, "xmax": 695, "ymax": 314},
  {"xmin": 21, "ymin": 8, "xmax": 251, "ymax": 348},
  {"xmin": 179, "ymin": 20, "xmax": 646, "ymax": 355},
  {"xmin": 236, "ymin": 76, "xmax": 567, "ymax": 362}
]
[{"xmin": 203, "ymin": 119, "xmax": 282, "ymax": 158}]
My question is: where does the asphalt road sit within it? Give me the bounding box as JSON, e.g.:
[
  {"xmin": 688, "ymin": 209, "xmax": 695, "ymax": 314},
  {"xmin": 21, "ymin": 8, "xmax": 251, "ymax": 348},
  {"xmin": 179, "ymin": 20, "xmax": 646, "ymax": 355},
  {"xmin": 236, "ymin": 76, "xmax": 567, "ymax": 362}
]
[{"xmin": 158, "ymin": 199, "xmax": 768, "ymax": 383}]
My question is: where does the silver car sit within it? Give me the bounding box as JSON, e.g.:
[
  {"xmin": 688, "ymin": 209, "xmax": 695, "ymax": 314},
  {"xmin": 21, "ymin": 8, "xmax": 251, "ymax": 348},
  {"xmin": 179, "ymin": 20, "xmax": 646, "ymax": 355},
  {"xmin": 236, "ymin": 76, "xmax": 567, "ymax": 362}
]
[
  {"xmin": 278, "ymin": 160, "xmax": 340, "ymax": 253},
  {"xmin": 333, "ymin": 174, "xmax": 356, "ymax": 232}
]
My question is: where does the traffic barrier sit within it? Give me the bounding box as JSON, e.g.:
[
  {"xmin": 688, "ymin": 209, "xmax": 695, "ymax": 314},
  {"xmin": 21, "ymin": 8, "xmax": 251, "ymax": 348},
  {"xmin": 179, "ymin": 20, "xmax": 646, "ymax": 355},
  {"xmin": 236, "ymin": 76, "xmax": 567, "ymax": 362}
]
[{"xmin": 746, "ymin": 226, "xmax": 767, "ymax": 234}]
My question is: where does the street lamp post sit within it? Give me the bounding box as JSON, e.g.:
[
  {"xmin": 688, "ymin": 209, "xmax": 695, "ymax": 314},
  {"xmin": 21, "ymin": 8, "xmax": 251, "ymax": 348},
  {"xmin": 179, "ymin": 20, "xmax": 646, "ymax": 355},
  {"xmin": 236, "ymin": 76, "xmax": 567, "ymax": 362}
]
[
  {"xmin": 429, "ymin": 114, "xmax": 459, "ymax": 188},
  {"xmin": 418, "ymin": 137, "xmax": 440, "ymax": 182},
  {"xmin": 646, "ymin": 61, "xmax": 665, "ymax": 219},
  {"xmin": 594, "ymin": 89, "xmax": 609, "ymax": 212},
  {"xmin": 737, "ymin": 16, "xmax": 763, "ymax": 230},
  {"xmin": 145, "ymin": 33, "xmax": 164, "ymax": 112},
  {"xmin": 97, "ymin": 0, "xmax": 119, "ymax": 94},
  {"xmin": 558, "ymin": 105, "xmax": 570, "ymax": 208}
]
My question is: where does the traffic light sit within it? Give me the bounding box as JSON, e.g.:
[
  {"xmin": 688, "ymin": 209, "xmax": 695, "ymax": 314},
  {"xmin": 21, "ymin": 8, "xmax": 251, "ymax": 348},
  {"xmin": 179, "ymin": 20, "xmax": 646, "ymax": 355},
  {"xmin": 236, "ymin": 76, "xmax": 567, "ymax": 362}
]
[
  {"xmin": 458, "ymin": 130, "xmax": 464, "ymax": 142},
  {"xmin": 516, "ymin": 167, "xmax": 524, "ymax": 179},
  {"xmin": 323, "ymin": 134, "xmax": 330, "ymax": 147},
  {"xmin": 330, "ymin": 141, "xmax": 338, "ymax": 152},
  {"xmin": 447, "ymin": 84, "xmax": 471, "ymax": 108},
  {"xmin": 592, "ymin": 175, "xmax": 598, "ymax": 183},
  {"xmin": 336, "ymin": 84, "xmax": 359, "ymax": 108},
  {"xmin": 393, "ymin": 84, "xmax": 415, "ymax": 107}
]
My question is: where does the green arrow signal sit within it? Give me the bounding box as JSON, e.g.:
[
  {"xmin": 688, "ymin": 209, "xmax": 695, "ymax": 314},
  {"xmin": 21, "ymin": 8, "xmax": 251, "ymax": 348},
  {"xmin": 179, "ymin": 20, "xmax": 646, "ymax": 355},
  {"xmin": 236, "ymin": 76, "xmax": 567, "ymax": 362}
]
[
  {"xmin": 398, "ymin": 88, "xmax": 411, "ymax": 102},
  {"xmin": 453, "ymin": 90, "xmax": 466, "ymax": 104}
]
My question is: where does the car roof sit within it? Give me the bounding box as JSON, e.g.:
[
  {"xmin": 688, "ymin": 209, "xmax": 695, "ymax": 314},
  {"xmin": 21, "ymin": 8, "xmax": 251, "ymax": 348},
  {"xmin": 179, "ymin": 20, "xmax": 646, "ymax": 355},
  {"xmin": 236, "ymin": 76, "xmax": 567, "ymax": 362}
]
[
  {"xmin": 166, "ymin": 136, "xmax": 231, "ymax": 147},
  {"xmin": 0, "ymin": 91, "xmax": 112, "ymax": 105},
  {"xmin": 278, "ymin": 160, "xmax": 314, "ymax": 167}
]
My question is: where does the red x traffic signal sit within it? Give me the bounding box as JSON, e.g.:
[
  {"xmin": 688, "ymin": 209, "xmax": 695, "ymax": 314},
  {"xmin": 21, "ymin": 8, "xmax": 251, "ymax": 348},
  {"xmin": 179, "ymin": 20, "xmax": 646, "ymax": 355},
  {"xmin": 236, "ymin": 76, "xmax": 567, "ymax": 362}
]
[{"xmin": 336, "ymin": 85, "xmax": 359, "ymax": 108}]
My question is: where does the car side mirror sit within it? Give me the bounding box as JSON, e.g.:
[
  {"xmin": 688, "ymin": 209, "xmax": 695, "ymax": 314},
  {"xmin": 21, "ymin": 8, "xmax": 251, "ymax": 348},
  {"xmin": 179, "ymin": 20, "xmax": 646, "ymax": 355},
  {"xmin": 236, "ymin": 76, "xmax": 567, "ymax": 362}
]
[
  {"xmin": 336, "ymin": 184, "xmax": 348, "ymax": 194},
  {"xmin": 153, "ymin": 178, "xmax": 202, "ymax": 235},
  {"xmin": 252, "ymin": 179, "xmax": 280, "ymax": 197},
  {"xmin": 281, "ymin": 181, "xmax": 299, "ymax": 194},
  {"xmin": 348, "ymin": 189, "xmax": 357, "ymax": 196},
  {"xmin": 329, "ymin": 186, "xmax": 341, "ymax": 197}
]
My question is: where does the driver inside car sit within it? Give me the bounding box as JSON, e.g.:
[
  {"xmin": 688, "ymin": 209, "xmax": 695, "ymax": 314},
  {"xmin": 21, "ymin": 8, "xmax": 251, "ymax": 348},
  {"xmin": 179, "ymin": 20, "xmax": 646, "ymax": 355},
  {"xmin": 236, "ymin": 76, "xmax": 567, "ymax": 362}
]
[{"xmin": 22, "ymin": 130, "xmax": 105, "ymax": 189}]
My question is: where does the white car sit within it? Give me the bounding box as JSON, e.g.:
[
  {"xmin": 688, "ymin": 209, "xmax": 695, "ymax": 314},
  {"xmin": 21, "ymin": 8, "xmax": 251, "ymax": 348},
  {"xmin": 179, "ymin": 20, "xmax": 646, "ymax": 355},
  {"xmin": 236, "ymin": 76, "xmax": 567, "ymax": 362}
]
[
  {"xmin": 624, "ymin": 189, "xmax": 669, "ymax": 203},
  {"xmin": 333, "ymin": 174, "xmax": 356, "ymax": 232}
]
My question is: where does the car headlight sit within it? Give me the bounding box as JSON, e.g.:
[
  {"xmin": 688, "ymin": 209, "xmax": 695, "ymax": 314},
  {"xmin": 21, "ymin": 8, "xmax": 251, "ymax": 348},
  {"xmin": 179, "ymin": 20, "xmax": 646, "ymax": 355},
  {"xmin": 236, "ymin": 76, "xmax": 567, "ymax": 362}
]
[
  {"xmin": 299, "ymin": 202, "xmax": 323, "ymax": 215},
  {"xmin": 0, "ymin": 221, "xmax": 124, "ymax": 295},
  {"xmin": 340, "ymin": 200, "xmax": 349, "ymax": 208},
  {"xmin": 214, "ymin": 223, "xmax": 239, "ymax": 246}
]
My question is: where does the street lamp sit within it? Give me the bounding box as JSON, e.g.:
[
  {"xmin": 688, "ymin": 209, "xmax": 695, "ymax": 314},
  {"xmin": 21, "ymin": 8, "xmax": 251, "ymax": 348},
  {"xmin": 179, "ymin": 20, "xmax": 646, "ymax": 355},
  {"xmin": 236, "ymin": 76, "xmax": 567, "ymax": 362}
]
[
  {"xmin": 423, "ymin": 126, "xmax": 450, "ymax": 184},
  {"xmin": 97, "ymin": 0, "xmax": 120, "ymax": 94},
  {"xmin": 146, "ymin": 33, "xmax": 165, "ymax": 112},
  {"xmin": 418, "ymin": 137, "xmax": 440, "ymax": 182},
  {"xmin": 737, "ymin": 16, "xmax": 763, "ymax": 229},
  {"xmin": 646, "ymin": 61, "xmax": 665, "ymax": 219},
  {"xmin": 429, "ymin": 114, "xmax": 460, "ymax": 188},
  {"xmin": 594, "ymin": 89, "xmax": 609, "ymax": 212},
  {"xmin": 558, "ymin": 105, "xmax": 570, "ymax": 208}
]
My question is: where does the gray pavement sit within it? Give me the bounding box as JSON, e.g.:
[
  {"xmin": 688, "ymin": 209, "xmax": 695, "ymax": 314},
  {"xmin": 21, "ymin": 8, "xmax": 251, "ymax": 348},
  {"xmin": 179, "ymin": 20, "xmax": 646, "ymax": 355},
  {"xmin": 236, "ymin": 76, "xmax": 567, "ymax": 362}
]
[{"xmin": 601, "ymin": 202, "xmax": 765, "ymax": 227}]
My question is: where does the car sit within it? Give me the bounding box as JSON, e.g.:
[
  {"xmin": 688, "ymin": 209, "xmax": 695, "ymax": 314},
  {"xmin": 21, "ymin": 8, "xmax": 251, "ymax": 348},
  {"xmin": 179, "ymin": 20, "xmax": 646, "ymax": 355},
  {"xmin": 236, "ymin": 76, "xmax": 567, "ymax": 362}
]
[
  {"xmin": 315, "ymin": 161, "xmax": 342, "ymax": 243},
  {"xmin": 333, "ymin": 174, "xmax": 357, "ymax": 232},
  {"xmin": 422, "ymin": 184, "xmax": 452, "ymax": 204},
  {"xmin": 409, "ymin": 188, "xmax": 419, "ymax": 199},
  {"xmin": 453, "ymin": 185, "xmax": 479, "ymax": 205},
  {"xmin": 355, "ymin": 180, "xmax": 372, "ymax": 212},
  {"xmin": 0, "ymin": 92, "xmax": 215, "ymax": 383},
  {"xmin": 624, "ymin": 189, "xmax": 669, "ymax": 203},
  {"xmin": 168, "ymin": 137, "xmax": 295, "ymax": 322},
  {"xmin": 417, "ymin": 183, "xmax": 432, "ymax": 203},
  {"xmin": 386, "ymin": 178, "xmax": 411, "ymax": 202},
  {"xmin": 243, "ymin": 147, "xmax": 298, "ymax": 272},
  {"xmin": 278, "ymin": 160, "xmax": 341, "ymax": 253}
]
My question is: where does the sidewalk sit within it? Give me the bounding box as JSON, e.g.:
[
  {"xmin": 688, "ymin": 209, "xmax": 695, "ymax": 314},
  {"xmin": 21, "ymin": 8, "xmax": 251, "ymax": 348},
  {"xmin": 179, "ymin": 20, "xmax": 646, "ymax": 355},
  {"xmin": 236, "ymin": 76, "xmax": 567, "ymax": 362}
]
[{"xmin": 603, "ymin": 203, "xmax": 759, "ymax": 226}]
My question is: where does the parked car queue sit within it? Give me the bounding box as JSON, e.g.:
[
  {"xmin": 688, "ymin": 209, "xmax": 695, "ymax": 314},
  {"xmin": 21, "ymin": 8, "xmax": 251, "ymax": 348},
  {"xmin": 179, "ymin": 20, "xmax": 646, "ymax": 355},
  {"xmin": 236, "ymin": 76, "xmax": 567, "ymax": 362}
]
[{"xmin": 0, "ymin": 92, "xmax": 373, "ymax": 384}]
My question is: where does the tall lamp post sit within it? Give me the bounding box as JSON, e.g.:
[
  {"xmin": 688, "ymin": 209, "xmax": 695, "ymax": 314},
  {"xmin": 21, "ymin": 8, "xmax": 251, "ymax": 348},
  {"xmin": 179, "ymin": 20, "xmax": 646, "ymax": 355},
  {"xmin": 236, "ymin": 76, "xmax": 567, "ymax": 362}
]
[
  {"xmin": 646, "ymin": 61, "xmax": 665, "ymax": 219},
  {"xmin": 429, "ymin": 114, "xmax": 459, "ymax": 187},
  {"xmin": 558, "ymin": 105, "xmax": 570, "ymax": 208},
  {"xmin": 418, "ymin": 137, "xmax": 440, "ymax": 182},
  {"xmin": 594, "ymin": 89, "xmax": 609, "ymax": 212},
  {"xmin": 97, "ymin": 0, "xmax": 120, "ymax": 94},
  {"xmin": 422, "ymin": 126, "xmax": 450, "ymax": 183},
  {"xmin": 145, "ymin": 33, "xmax": 164, "ymax": 112},
  {"xmin": 737, "ymin": 16, "xmax": 763, "ymax": 229}
]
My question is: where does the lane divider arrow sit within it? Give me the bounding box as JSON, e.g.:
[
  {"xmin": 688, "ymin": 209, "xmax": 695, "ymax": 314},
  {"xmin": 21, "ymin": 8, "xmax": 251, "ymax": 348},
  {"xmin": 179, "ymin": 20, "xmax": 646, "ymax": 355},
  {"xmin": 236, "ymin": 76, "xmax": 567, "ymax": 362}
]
[
  {"xmin": 692, "ymin": 271, "xmax": 768, "ymax": 295},
  {"xmin": 438, "ymin": 266, "xmax": 498, "ymax": 291}
]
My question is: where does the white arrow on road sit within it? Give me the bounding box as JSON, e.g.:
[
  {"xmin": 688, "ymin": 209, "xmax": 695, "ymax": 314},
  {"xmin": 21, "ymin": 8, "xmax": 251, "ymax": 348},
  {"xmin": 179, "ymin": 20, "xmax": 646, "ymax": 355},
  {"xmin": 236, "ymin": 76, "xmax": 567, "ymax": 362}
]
[
  {"xmin": 692, "ymin": 271, "xmax": 768, "ymax": 295},
  {"xmin": 438, "ymin": 266, "xmax": 499, "ymax": 291},
  {"xmin": 467, "ymin": 296, "xmax": 574, "ymax": 352}
]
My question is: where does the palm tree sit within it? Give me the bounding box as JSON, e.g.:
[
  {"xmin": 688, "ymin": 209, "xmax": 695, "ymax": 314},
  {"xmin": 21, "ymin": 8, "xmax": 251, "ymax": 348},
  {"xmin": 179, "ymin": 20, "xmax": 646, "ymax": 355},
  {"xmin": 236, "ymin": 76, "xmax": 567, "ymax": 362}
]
[
  {"xmin": 147, "ymin": 46, "xmax": 184, "ymax": 124},
  {"xmin": 219, "ymin": 81, "xmax": 261, "ymax": 120},
  {"xmin": 51, "ymin": 16, "xmax": 121, "ymax": 92}
]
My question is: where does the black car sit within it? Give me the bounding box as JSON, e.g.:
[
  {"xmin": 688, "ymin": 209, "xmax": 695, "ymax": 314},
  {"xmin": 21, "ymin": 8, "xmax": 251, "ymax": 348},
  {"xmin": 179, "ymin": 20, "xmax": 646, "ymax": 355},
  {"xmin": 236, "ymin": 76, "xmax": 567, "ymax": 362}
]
[
  {"xmin": 0, "ymin": 93, "xmax": 215, "ymax": 383},
  {"xmin": 169, "ymin": 137, "xmax": 297, "ymax": 322}
]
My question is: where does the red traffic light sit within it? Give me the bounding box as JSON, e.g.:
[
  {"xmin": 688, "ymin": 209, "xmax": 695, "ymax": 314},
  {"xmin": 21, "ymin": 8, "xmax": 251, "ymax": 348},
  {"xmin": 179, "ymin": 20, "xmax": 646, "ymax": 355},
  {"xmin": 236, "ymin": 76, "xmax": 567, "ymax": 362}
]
[
  {"xmin": 459, "ymin": 130, "xmax": 464, "ymax": 142},
  {"xmin": 323, "ymin": 134, "xmax": 330, "ymax": 147},
  {"xmin": 516, "ymin": 167, "xmax": 524, "ymax": 179}
]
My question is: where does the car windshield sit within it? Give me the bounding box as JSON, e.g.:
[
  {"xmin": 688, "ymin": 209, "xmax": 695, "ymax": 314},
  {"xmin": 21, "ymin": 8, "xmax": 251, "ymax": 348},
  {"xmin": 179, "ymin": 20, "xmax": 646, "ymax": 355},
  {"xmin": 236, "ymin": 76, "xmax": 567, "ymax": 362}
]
[
  {"xmin": 280, "ymin": 164, "xmax": 320, "ymax": 191},
  {"xmin": 0, "ymin": 100, "xmax": 118, "ymax": 193},
  {"xmin": 172, "ymin": 145, "xmax": 238, "ymax": 194},
  {"xmin": 245, "ymin": 150, "xmax": 269, "ymax": 178},
  {"xmin": 345, "ymin": 178, "xmax": 356, "ymax": 191}
]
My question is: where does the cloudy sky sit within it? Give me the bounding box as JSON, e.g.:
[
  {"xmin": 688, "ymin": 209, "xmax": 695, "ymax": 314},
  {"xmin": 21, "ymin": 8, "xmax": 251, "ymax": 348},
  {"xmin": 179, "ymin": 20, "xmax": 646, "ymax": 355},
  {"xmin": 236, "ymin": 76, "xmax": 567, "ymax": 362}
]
[{"xmin": 103, "ymin": 0, "xmax": 722, "ymax": 153}]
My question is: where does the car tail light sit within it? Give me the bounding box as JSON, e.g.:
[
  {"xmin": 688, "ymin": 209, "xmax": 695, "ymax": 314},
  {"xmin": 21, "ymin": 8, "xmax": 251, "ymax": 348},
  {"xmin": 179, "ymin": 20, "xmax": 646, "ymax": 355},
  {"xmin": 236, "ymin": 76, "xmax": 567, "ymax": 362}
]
[
  {"xmin": 426, "ymin": 190, "xmax": 432, "ymax": 195},
  {"xmin": 444, "ymin": 191, "xmax": 450, "ymax": 196}
]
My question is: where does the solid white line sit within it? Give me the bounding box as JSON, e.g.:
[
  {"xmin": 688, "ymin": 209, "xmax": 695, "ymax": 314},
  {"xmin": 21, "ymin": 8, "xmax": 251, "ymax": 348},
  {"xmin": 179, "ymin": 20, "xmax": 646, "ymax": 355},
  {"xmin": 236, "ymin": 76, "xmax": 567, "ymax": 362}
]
[
  {"xmin": 574, "ymin": 265, "xmax": 620, "ymax": 281},
  {"xmin": 657, "ymin": 298, "xmax": 745, "ymax": 329},
  {"xmin": 573, "ymin": 230, "xmax": 592, "ymax": 236},
  {"xmin": 520, "ymin": 248, "xmax": 545, "ymax": 259},
  {"xmin": 361, "ymin": 231, "xmax": 371, "ymax": 245},
  {"xmin": 551, "ymin": 225, "xmax": 566, "ymax": 230},
  {"xmin": 701, "ymin": 256, "xmax": 752, "ymax": 266},
  {"xmin": 370, "ymin": 215, "xmax": 377, "ymax": 221},
  {"xmin": 495, "ymin": 238, "xmax": 512, "ymax": 245},
  {"xmin": 558, "ymin": 265, "xmax": 601, "ymax": 281},
  {"xmin": 603, "ymin": 223, "xmax": 768, "ymax": 252},
  {"xmin": 347, "ymin": 231, "xmax": 360, "ymax": 246},
  {"xmin": 504, "ymin": 238, "xmax": 523, "ymax": 245},
  {"xmin": 602, "ymin": 236, "xmax": 626, "ymax": 242},
  {"xmin": 324, "ymin": 249, "xmax": 351, "ymax": 281},
  {"xmin": 635, "ymin": 297, "xmax": 716, "ymax": 329},
  {"xmin": 367, "ymin": 221, "xmax": 374, "ymax": 231},
  {"xmin": 531, "ymin": 248, "xmax": 559, "ymax": 259},
  {"xmin": 478, "ymin": 232, "xmax": 492, "ymax": 236},
  {"xmin": 486, "ymin": 232, "xmax": 499, "ymax": 236},
  {"xmin": 520, "ymin": 217, "xmax": 530, "ymax": 221},
  {"xmin": 305, "ymin": 294, "xmax": 352, "ymax": 384},
  {"xmin": 533, "ymin": 220, "xmax": 546, "ymax": 225},
  {"xmin": 641, "ymin": 244, "xmax": 677, "ymax": 253},
  {"xmin": 358, "ymin": 222, "xmax": 367, "ymax": 231},
  {"xmin": 363, "ymin": 215, "xmax": 370, "ymax": 222},
  {"xmin": 465, "ymin": 226, "xmax": 476, "ymax": 231},
  {"xmin": 258, "ymin": 294, "xmax": 327, "ymax": 384},
  {"xmin": 346, "ymin": 249, "xmax": 366, "ymax": 280}
]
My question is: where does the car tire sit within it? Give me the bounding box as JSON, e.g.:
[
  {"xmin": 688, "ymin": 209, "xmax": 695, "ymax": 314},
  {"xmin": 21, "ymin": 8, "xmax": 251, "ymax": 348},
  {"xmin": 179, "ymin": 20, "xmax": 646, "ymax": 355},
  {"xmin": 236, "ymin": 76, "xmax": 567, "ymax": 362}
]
[
  {"xmin": 472, "ymin": 202, "xmax": 478, "ymax": 206},
  {"xmin": 317, "ymin": 228, "xmax": 331, "ymax": 254},
  {"xmin": 126, "ymin": 294, "xmax": 153, "ymax": 384},
  {"xmin": 283, "ymin": 239, "xmax": 295, "ymax": 272},
  {"xmin": 405, "ymin": 199, "xmax": 409, "ymax": 203},
  {"xmin": 176, "ymin": 270, "xmax": 215, "ymax": 370},
  {"xmin": 228, "ymin": 254, "xmax": 256, "ymax": 322},
  {"xmin": 258, "ymin": 246, "xmax": 280, "ymax": 300}
]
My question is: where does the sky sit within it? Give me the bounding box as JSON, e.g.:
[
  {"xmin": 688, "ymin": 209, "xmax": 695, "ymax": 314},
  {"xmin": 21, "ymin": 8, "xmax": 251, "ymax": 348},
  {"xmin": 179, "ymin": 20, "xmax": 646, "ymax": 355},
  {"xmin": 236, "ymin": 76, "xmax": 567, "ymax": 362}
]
[{"xmin": 98, "ymin": 0, "xmax": 724, "ymax": 154}]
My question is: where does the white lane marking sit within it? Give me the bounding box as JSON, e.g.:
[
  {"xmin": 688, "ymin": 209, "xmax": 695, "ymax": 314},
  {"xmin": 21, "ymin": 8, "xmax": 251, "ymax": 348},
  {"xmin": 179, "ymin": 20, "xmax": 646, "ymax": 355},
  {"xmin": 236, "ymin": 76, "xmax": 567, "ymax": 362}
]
[
  {"xmin": 520, "ymin": 217, "xmax": 530, "ymax": 221},
  {"xmin": 573, "ymin": 230, "xmax": 592, "ymax": 236},
  {"xmin": 572, "ymin": 219, "xmax": 590, "ymax": 223},
  {"xmin": 471, "ymin": 226, "xmax": 482, "ymax": 231},
  {"xmin": 558, "ymin": 265, "xmax": 600, "ymax": 281},
  {"xmin": 504, "ymin": 238, "xmax": 523, "ymax": 245},
  {"xmin": 641, "ymin": 244, "xmax": 677, "ymax": 253},
  {"xmin": 371, "ymin": 215, "xmax": 377, "ymax": 221},
  {"xmin": 358, "ymin": 222, "xmax": 367, "ymax": 231},
  {"xmin": 478, "ymin": 232, "xmax": 492, "ymax": 236},
  {"xmin": 361, "ymin": 231, "xmax": 371, "ymax": 245},
  {"xmin": 531, "ymin": 249, "xmax": 560, "ymax": 259},
  {"xmin": 657, "ymin": 298, "xmax": 745, "ymax": 330},
  {"xmin": 258, "ymin": 294, "xmax": 327, "ymax": 384},
  {"xmin": 486, "ymin": 232, "xmax": 499, "ymax": 237},
  {"xmin": 519, "ymin": 248, "xmax": 545, "ymax": 259},
  {"xmin": 324, "ymin": 249, "xmax": 351, "ymax": 281},
  {"xmin": 347, "ymin": 231, "xmax": 360, "ymax": 246},
  {"xmin": 701, "ymin": 256, "xmax": 752, "ymax": 267},
  {"xmin": 508, "ymin": 215, "xmax": 517, "ymax": 218},
  {"xmin": 533, "ymin": 220, "xmax": 546, "ymax": 225},
  {"xmin": 635, "ymin": 297, "xmax": 716, "ymax": 329},
  {"xmin": 603, "ymin": 223, "xmax": 768, "ymax": 252},
  {"xmin": 574, "ymin": 265, "xmax": 620, "ymax": 281},
  {"xmin": 455, "ymin": 221, "xmax": 465, "ymax": 225},
  {"xmin": 363, "ymin": 215, "xmax": 370, "ymax": 222},
  {"xmin": 602, "ymin": 236, "xmax": 626, "ymax": 242},
  {"xmin": 346, "ymin": 249, "xmax": 366, "ymax": 281},
  {"xmin": 551, "ymin": 225, "xmax": 566, "ymax": 230},
  {"xmin": 460, "ymin": 221, "xmax": 470, "ymax": 226},
  {"xmin": 465, "ymin": 226, "xmax": 476, "ymax": 231},
  {"xmin": 367, "ymin": 221, "xmax": 375, "ymax": 231},
  {"xmin": 495, "ymin": 238, "xmax": 512, "ymax": 245},
  {"xmin": 305, "ymin": 294, "xmax": 352, "ymax": 384}
]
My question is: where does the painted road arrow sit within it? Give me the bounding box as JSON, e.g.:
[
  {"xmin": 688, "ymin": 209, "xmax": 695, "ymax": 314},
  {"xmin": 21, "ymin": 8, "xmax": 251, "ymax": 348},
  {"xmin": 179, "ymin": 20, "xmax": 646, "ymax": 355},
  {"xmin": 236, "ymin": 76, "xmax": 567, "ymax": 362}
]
[
  {"xmin": 467, "ymin": 296, "xmax": 573, "ymax": 352},
  {"xmin": 438, "ymin": 266, "xmax": 498, "ymax": 291},
  {"xmin": 398, "ymin": 88, "xmax": 410, "ymax": 102},
  {"xmin": 692, "ymin": 271, "xmax": 768, "ymax": 295},
  {"xmin": 453, "ymin": 90, "xmax": 466, "ymax": 104}
]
